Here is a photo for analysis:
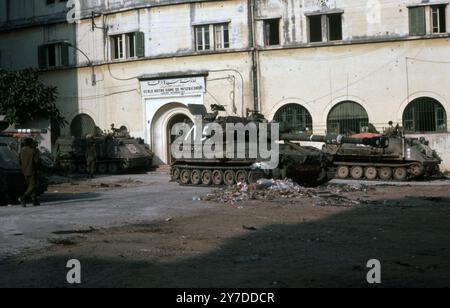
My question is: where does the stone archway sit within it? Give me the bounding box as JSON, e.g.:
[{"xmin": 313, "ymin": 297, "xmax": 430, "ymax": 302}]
[{"xmin": 150, "ymin": 103, "xmax": 194, "ymax": 165}]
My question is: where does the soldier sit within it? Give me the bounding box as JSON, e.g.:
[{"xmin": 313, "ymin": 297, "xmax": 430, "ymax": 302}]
[
  {"xmin": 85, "ymin": 137, "xmax": 97, "ymax": 179},
  {"xmin": 385, "ymin": 121, "xmax": 400, "ymax": 137},
  {"xmin": 19, "ymin": 138, "xmax": 40, "ymax": 207}
]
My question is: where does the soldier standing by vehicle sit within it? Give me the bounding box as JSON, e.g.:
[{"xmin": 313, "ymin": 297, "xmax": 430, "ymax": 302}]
[
  {"xmin": 86, "ymin": 136, "xmax": 97, "ymax": 179},
  {"xmin": 19, "ymin": 138, "xmax": 40, "ymax": 207}
]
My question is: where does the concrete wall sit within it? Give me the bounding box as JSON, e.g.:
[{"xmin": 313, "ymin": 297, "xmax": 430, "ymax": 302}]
[
  {"xmin": 0, "ymin": 23, "xmax": 76, "ymax": 70},
  {"xmin": 259, "ymin": 38, "xmax": 450, "ymax": 133},
  {"xmin": 408, "ymin": 133, "xmax": 450, "ymax": 172},
  {"xmin": 39, "ymin": 51, "xmax": 254, "ymax": 140}
]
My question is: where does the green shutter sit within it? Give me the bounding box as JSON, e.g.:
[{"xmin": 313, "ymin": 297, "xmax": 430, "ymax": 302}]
[
  {"xmin": 61, "ymin": 43, "xmax": 69, "ymax": 66},
  {"xmin": 409, "ymin": 7, "xmax": 426, "ymax": 36},
  {"xmin": 38, "ymin": 45, "xmax": 47, "ymax": 68},
  {"xmin": 135, "ymin": 32, "xmax": 145, "ymax": 58}
]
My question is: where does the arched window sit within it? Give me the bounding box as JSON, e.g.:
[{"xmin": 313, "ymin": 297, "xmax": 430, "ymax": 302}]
[
  {"xmin": 327, "ymin": 101, "xmax": 369, "ymax": 134},
  {"xmin": 70, "ymin": 114, "xmax": 96, "ymax": 139},
  {"xmin": 403, "ymin": 97, "xmax": 447, "ymax": 132},
  {"xmin": 274, "ymin": 104, "xmax": 313, "ymax": 133}
]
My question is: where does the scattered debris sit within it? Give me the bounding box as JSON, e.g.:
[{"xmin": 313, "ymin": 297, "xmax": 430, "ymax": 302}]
[{"xmin": 201, "ymin": 179, "xmax": 374, "ymax": 207}]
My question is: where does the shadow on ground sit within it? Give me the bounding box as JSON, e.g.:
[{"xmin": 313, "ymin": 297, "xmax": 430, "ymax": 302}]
[
  {"xmin": 39, "ymin": 192, "xmax": 101, "ymax": 204},
  {"xmin": 0, "ymin": 196, "xmax": 449, "ymax": 288}
]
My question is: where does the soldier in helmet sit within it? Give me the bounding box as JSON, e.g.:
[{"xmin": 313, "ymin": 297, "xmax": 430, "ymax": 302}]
[
  {"xmin": 85, "ymin": 136, "xmax": 97, "ymax": 179},
  {"xmin": 18, "ymin": 138, "xmax": 40, "ymax": 207}
]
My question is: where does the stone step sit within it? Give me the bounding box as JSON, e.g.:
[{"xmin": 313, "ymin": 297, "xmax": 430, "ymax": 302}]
[{"xmin": 154, "ymin": 165, "xmax": 171, "ymax": 173}]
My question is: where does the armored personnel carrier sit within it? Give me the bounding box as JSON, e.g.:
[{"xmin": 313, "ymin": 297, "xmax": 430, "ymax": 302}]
[
  {"xmin": 0, "ymin": 119, "xmax": 49, "ymax": 204},
  {"xmin": 170, "ymin": 106, "xmax": 388, "ymax": 187},
  {"xmin": 322, "ymin": 130, "xmax": 442, "ymax": 181},
  {"xmin": 55, "ymin": 126, "xmax": 154, "ymax": 174}
]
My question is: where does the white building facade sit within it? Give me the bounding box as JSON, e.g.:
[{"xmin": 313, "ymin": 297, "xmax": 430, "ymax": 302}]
[{"xmin": 1, "ymin": 0, "xmax": 449, "ymax": 170}]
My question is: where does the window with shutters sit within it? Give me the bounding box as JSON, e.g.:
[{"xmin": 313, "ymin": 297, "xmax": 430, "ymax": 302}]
[
  {"xmin": 409, "ymin": 7, "xmax": 426, "ymax": 36},
  {"xmin": 38, "ymin": 43, "xmax": 69, "ymax": 68},
  {"xmin": 110, "ymin": 32, "xmax": 145, "ymax": 60}
]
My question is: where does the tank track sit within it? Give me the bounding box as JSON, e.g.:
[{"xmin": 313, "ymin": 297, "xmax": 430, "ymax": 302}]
[
  {"xmin": 332, "ymin": 162, "xmax": 428, "ymax": 181},
  {"xmin": 171, "ymin": 165, "xmax": 267, "ymax": 186}
]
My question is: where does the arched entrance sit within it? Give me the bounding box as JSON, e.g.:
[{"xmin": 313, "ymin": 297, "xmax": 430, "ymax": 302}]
[
  {"xmin": 274, "ymin": 103, "xmax": 313, "ymax": 133},
  {"xmin": 403, "ymin": 97, "xmax": 447, "ymax": 132},
  {"xmin": 327, "ymin": 101, "xmax": 369, "ymax": 134},
  {"xmin": 167, "ymin": 113, "xmax": 193, "ymax": 164},
  {"xmin": 150, "ymin": 103, "xmax": 194, "ymax": 165},
  {"xmin": 70, "ymin": 114, "xmax": 96, "ymax": 138}
]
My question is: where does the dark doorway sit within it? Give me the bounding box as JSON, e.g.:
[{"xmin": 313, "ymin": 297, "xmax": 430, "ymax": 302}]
[{"xmin": 167, "ymin": 114, "xmax": 193, "ymax": 164}]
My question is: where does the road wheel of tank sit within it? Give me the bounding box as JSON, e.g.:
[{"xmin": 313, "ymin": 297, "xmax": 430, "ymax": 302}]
[
  {"xmin": 364, "ymin": 167, "xmax": 378, "ymax": 180},
  {"xmin": 236, "ymin": 170, "xmax": 248, "ymax": 184},
  {"xmin": 410, "ymin": 164, "xmax": 424, "ymax": 177},
  {"xmin": 171, "ymin": 167, "xmax": 181, "ymax": 181},
  {"xmin": 201, "ymin": 170, "xmax": 212, "ymax": 185},
  {"xmin": 108, "ymin": 163, "xmax": 119, "ymax": 174},
  {"xmin": 223, "ymin": 170, "xmax": 236, "ymax": 186},
  {"xmin": 336, "ymin": 166, "xmax": 350, "ymax": 179},
  {"xmin": 180, "ymin": 169, "xmax": 191, "ymax": 185},
  {"xmin": 77, "ymin": 163, "xmax": 87, "ymax": 174},
  {"xmin": 379, "ymin": 167, "xmax": 393, "ymax": 181},
  {"xmin": 190, "ymin": 169, "xmax": 201, "ymax": 185},
  {"xmin": 350, "ymin": 166, "xmax": 364, "ymax": 180},
  {"xmin": 97, "ymin": 163, "xmax": 108, "ymax": 174},
  {"xmin": 393, "ymin": 167, "xmax": 408, "ymax": 181},
  {"xmin": 212, "ymin": 170, "xmax": 224, "ymax": 186}
]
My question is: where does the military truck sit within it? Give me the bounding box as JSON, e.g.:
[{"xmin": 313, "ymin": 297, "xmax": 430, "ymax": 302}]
[{"xmin": 55, "ymin": 126, "xmax": 154, "ymax": 174}]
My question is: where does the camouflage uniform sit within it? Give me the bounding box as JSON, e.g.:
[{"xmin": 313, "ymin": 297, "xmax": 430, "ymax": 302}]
[
  {"xmin": 19, "ymin": 139, "xmax": 40, "ymax": 206},
  {"xmin": 86, "ymin": 143, "xmax": 97, "ymax": 178}
]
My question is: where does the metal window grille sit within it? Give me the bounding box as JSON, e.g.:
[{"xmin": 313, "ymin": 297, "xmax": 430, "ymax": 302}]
[
  {"xmin": 403, "ymin": 97, "xmax": 447, "ymax": 133},
  {"xmin": 274, "ymin": 104, "xmax": 313, "ymax": 133},
  {"xmin": 327, "ymin": 101, "xmax": 369, "ymax": 134}
]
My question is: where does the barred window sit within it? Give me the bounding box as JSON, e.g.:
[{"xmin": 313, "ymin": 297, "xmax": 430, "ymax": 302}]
[
  {"xmin": 327, "ymin": 101, "xmax": 369, "ymax": 134},
  {"xmin": 274, "ymin": 104, "xmax": 313, "ymax": 133},
  {"xmin": 403, "ymin": 97, "xmax": 447, "ymax": 133}
]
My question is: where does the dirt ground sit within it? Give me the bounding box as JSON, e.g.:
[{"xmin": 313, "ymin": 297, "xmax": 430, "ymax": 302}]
[{"xmin": 1, "ymin": 183, "xmax": 450, "ymax": 288}]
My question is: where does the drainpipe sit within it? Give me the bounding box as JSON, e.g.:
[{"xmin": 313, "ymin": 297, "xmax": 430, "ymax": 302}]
[{"xmin": 248, "ymin": 0, "xmax": 260, "ymax": 112}]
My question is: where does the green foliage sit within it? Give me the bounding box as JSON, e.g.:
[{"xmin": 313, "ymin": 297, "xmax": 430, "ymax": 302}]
[{"xmin": 0, "ymin": 69, "xmax": 66, "ymax": 128}]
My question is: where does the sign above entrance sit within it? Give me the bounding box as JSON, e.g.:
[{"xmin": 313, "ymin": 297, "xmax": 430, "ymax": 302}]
[{"xmin": 140, "ymin": 77, "xmax": 205, "ymax": 98}]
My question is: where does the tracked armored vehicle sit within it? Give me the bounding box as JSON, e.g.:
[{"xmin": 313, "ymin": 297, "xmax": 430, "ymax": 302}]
[
  {"xmin": 323, "ymin": 132, "xmax": 442, "ymax": 181},
  {"xmin": 0, "ymin": 119, "xmax": 49, "ymax": 204},
  {"xmin": 170, "ymin": 106, "xmax": 388, "ymax": 187},
  {"xmin": 55, "ymin": 126, "xmax": 154, "ymax": 174}
]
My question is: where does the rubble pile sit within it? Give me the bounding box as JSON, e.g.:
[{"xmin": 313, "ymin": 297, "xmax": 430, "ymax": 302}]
[{"xmin": 200, "ymin": 179, "xmax": 373, "ymax": 207}]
